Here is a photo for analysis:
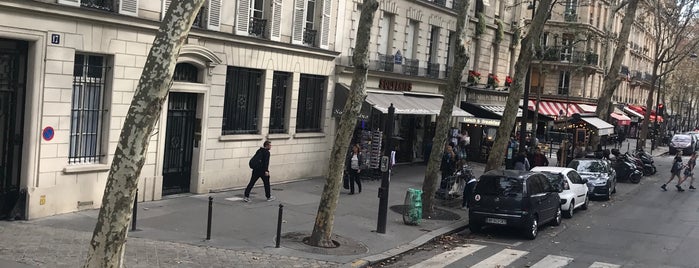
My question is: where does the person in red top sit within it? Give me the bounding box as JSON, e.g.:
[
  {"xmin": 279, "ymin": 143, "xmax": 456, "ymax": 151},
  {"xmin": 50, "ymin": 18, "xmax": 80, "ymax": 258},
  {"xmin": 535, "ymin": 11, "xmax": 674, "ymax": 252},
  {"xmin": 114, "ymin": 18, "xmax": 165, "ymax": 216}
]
[{"xmin": 531, "ymin": 148, "xmax": 549, "ymax": 168}]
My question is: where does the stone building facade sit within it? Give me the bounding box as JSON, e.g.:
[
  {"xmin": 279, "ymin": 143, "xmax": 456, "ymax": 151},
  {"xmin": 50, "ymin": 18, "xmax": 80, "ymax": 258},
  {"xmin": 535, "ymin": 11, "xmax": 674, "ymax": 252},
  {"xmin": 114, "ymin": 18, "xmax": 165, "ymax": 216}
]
[{"xmin": 0, "ymin": 0, "xmax": 339, "ymax": 219}]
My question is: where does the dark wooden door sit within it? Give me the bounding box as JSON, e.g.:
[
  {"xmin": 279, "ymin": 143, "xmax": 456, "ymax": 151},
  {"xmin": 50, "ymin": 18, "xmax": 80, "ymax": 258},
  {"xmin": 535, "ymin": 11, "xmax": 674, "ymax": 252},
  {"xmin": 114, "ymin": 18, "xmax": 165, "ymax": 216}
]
[
  {"xmin": 0, "ymin": 39, "xmax": 27, "ymax": 218},
  {"xmin": 162, "ymin": 93, "xmax": 197, "ymax": 195}
]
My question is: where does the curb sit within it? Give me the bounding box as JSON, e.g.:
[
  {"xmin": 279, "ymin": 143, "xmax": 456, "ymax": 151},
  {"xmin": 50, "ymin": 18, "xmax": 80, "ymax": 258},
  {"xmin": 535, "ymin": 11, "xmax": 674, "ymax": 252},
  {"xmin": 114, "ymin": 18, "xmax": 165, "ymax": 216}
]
[{"xmin": 341, "ymin": 218, "xmax": 469, "ymax": 268}]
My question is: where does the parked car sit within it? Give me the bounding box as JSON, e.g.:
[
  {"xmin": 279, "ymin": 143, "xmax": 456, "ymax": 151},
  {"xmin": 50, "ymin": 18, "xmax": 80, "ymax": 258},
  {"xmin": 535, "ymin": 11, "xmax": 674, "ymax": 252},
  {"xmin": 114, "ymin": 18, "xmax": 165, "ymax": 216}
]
[
  {"xmin": 685, "ymin": 132, "xmax": 699, "ymax": 151},
  {"xmin": 469, "ymin": 170, "xmax": 562, "ymax": 240},
  {"xmin": 670, "ymin": 134, "xmax": 696, "ymax": 155},
  {"xmin": 531, "ymin": 167, "xmax": 589, "ymax": 218},
  {"xmin": 568, "ymin": 158, "xmax": 617, "ymax": 200}
]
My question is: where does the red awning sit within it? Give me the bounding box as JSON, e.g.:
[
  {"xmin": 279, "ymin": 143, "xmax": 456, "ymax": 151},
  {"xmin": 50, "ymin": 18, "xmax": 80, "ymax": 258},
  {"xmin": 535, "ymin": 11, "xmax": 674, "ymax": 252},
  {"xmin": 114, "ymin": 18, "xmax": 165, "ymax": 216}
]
[
  {"xmin": 611, "ymin": 112, "xmax": 631, "ymax": 125},
  {"xmin": 627, "ymin": 105, "xmax": 663, "ymax": 122},
  {"xmin": 528, "ymin": 100, "xmax": 582, "ymax": 118}
]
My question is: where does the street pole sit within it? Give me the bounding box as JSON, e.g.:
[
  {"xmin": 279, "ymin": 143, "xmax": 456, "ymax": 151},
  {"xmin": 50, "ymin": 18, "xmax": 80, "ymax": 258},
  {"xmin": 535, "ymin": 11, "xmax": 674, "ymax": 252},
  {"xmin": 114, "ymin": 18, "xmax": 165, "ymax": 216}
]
[
  {"xmin": 520, "ymin": 0, "xmax": 535, "ymax": 153},
  {"xmin": 377, "ymin": 104, "xmax": 395, "ymax": 234}
]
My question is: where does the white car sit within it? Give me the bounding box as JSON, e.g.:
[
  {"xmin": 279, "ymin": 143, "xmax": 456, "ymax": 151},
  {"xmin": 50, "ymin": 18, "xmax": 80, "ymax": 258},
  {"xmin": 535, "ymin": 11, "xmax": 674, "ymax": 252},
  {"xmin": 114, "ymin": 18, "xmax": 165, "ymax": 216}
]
[{"xmin": 530, "ymin": 167, "xmax": 589, "ymax": 218}]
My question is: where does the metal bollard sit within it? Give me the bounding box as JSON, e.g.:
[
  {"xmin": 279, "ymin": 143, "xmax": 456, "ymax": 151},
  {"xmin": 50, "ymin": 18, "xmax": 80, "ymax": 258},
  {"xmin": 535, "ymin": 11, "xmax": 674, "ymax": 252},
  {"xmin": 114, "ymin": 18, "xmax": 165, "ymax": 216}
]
[
  {"xmin": 131, "ymin": 189, "xmax": 138, "ymax": 231},
  {"xmin": 276, "ymin": 204, "xmax": 284, "ymax": 248},
  {"xmin": 206, "ymin": 196, "xmax": 213, "ymax": 240}
]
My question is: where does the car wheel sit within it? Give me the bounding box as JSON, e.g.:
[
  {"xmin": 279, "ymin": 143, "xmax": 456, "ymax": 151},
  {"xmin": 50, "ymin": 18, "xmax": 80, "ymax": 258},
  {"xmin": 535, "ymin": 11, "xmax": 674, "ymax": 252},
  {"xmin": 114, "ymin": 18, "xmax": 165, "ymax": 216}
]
[
  {"xmin": 469, "ymin": 220, "xmax": 482, "ymax": 233},
  {"xmin": 563, "ymin": 200, "xmax": 574, "ymax": 218},
  {"xmin": 581, "ymin": 196, "xmax": 589, "ymax": 210},
  {"xmin": 552, "ymin": 207, "xmax": 562, "ymax": 226},
  {"xmin": 523, "ymin": 216, "xmax": 538, "ymax": 240}
]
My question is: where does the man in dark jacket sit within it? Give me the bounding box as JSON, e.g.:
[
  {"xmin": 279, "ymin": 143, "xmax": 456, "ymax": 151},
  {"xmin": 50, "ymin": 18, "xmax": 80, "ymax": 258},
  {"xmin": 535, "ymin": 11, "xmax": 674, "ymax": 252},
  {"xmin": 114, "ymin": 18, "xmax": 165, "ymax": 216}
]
[{"xmin": 243, "ymin": 141, "xmax": 274, "ymax": 202}]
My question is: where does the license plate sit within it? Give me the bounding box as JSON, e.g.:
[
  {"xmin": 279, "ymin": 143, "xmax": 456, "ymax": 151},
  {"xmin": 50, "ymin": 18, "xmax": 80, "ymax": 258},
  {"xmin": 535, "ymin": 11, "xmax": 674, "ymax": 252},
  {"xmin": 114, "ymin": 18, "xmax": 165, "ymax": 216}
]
[{"xmin": 486, "ymin": 217, "xmax": 506, "ymax": 225}]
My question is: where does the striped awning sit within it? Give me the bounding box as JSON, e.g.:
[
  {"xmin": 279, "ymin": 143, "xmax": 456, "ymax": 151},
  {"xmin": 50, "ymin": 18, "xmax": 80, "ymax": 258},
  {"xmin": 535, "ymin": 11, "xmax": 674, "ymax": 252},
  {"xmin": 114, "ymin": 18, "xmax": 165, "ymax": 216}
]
[
  {"xmin": 610, "ymin": 112, "xmax": 631, "ymax": 126},
  {"xmin": 528, "ymin": 100, "xmax": 582, "ymax": 117},
  {"xmin": 478, "ymin": 104, "xmax": 523, "ymax": 117}
]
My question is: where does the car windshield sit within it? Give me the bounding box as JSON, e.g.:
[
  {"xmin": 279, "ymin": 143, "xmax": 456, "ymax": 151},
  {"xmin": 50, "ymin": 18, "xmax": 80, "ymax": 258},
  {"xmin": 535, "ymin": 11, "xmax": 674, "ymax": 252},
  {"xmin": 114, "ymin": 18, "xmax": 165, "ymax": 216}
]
[
  {"xmin": 673, "ymin": 135, "xmax": 691, "ymax": 142},
  {"xmin": 569, "ymin": 161, "xmax": 605, "ymax": 173},
  {"xmin": 474, "ymin": 176, "xmax": 523, "ymax": 197}
]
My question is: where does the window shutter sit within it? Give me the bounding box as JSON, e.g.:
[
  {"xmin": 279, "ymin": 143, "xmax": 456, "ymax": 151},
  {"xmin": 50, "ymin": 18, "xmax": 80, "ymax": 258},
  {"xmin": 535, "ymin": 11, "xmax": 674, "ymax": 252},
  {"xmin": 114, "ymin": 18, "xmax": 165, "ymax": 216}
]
[
  {"xmin": 291, "ymin": 0, "xmax": 308, "ymax": 44},
  {"xmin": 319, "ymin": 0, "xmax": 331, "ymax": 49},
  {"xmin": 57, "ymin": 0, "xmax": 80, "ymax": 7},
  {"xmin": 119, "ymin": 0, "xmax": 139, "ymax": 17},
  {"xmin": 270, "ymin": 0, "xmax": 283, "ymax": 41},
  {"xmin": 161, "ymin": 0, "xmax": 172, "ymax": 20},
  {"xmin": 207, "ymin": 0, "xmax": 222, "ymax": 31},
  {"xmin": 236, "ymin": 0, "xmax": 252, "ymax": 35}
]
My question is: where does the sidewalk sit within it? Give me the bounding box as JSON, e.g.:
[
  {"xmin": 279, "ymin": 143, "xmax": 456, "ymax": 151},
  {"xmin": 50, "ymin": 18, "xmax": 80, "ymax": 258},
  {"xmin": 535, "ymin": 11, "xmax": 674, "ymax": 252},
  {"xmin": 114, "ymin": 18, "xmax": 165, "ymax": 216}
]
[{"xmin": 0, "ymin": 163, "xmax": 487, "ymax": 268}]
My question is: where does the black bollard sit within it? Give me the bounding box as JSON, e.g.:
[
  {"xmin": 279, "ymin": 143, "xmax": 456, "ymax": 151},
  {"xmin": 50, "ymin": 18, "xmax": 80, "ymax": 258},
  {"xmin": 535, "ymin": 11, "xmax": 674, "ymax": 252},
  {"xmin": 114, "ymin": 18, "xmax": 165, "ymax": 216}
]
[
  {"xmin": 131, "ymin": 189, "xmax": 138, "ymax": 231},
  {"xmin": 206, "ymin": 196, "xmax": 213, "ymax": 240},
  {"xmin": 276, "ymin": 204, "xmax": 284, "ymax": 248}
]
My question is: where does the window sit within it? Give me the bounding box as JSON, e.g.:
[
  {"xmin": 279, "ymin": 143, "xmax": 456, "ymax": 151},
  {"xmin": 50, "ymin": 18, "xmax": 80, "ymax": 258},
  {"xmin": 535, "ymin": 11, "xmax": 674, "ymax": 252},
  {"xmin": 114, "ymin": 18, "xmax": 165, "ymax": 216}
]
[
  {"xmin": 222, "ymin": 67, "xmax": 263, "ymax": 135},
  {"xmin": 558, "ymin": 71, "xmax": 570, "ymax": 95},
  {"xmin": 405, "ymin": 20, "xmax": 419, "ymax": 59},
  {"xmin": 474, "ymin": 176, "xmax": 523, "ymax": 197},
  {"xmin": 427, "ymin": 26, "xmax": 440, "ymax": 78},
  {"xmin": 303, "ymin": 0, "xmax": 317, "ymax": 45},
  {"xmin": 378, "ymin": 13, "xmax": 395, "ymax": 55},
  {"xmin": 561, "ymin": 37, "xmax": 573, "ymax": 61},
  {"xmin": 296, "ymin": 74, "xmax": 325, "ymax": 132},
  {"xmin": 173, "ymin": 63, "xmax": 199, "ymax": 83},
  {"xmin": 269, "ymin": 72, "xmax": 291, "ymax": 134},
  {"xmin": 81, "ymin": 0, "xmax": 115, "ymax": 11},
  {"xmin": 446, "ymin": 31, "xmax": 456, "ymax": 70},
  {"xmin": 69, "ymin": 53, "xmax": 109, "ymax": 164}
]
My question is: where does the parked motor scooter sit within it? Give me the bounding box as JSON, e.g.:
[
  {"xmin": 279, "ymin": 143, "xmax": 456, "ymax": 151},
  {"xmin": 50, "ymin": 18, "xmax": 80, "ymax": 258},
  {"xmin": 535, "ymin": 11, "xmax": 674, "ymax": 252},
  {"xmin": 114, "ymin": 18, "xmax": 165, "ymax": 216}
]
[
  {"xmin": 436, "ymin": 163, "xmax": 475, "ymax": 200},
  {"xmin": 611, "ymin": 149, "xmax": 643, "ymax": 183},
  {"xmin": 634, "ymin": 149, "xmax": 657, "ymax": 175}
]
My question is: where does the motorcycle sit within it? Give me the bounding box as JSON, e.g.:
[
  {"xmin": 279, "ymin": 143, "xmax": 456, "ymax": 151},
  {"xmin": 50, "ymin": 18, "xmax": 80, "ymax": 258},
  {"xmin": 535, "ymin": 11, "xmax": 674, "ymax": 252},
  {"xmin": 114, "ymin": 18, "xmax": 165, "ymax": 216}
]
[
  {"xmin": 634, "ymin": 149, "xmax": 657, "ymax": 175},
  {"xmin": 436, "ymin": 163, "xmax": 475, "ymax": 200},
  {"xmin": 611, "ymin": 149, "xmax": 643, "ymax": 183}
]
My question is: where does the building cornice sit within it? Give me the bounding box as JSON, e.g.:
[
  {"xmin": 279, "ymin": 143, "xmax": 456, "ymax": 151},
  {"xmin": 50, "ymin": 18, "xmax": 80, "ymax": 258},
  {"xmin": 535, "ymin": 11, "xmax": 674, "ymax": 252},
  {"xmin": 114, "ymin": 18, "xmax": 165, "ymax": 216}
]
[{"xmin": 1, "ymin": 0, "xmax": 340, "ymax": 60}]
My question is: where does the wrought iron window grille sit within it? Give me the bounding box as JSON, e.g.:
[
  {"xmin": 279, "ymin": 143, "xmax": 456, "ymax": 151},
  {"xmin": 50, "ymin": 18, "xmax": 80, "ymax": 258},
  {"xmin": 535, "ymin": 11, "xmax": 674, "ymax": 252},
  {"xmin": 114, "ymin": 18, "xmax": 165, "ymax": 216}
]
[
  {"xmin": 69, "ymin": 54, "xmax": 109, "ymax": 164},
  {"xmin": 222, "ymin": 67, "xmax": 263, "ymax": 135},
  {"xmin": 80, "ymin": 0, "xmax": 115, "ymax": 12},
  {"xmin": 303, "ymin": 29, "xmax": 317, "ymax": 46},
  {"xmin": 250, "ymin": 17, "xmax": 267, "ymax": 38}
]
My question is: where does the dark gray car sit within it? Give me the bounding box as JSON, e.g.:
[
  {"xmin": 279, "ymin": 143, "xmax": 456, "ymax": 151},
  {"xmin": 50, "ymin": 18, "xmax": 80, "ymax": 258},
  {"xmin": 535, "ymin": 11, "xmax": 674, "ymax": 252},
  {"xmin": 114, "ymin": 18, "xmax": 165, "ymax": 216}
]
[
  {"xmin": 469, "ymin": 170, "xmax": 562, "ymax": 240},
  {"xmin": 568, "ymin": 158, "xmax": 617, "ymax": 200}
]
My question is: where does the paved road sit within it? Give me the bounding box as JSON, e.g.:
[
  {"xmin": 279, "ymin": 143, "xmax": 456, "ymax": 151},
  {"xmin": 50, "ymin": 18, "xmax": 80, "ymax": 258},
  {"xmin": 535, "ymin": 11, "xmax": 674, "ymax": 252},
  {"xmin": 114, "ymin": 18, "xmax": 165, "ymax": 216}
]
[{"xmin": 384, "ymin": 152, "xmax": 697, "ymax": 267}]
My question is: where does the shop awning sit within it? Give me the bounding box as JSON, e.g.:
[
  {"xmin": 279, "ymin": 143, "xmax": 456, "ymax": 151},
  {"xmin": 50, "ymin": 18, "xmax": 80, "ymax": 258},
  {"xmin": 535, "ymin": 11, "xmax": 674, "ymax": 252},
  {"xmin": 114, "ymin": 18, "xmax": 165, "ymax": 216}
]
[
  {"xmin": 527, "ymin": 100, "xmax": 581, "ymax": 118},
  {"xmin": 364, "ymin": 90, "xmax": 472, "ymax": 116},
  {"xmin": 581, "ymin": 117, "xmax": 615, "ymax": 136},
  {"xmin": 332, "ymin": 83, "xmax": 373, "ymax": 120},
  {"xmin": 624, "ymin": 105, "xmax": 663, "ymax": 122},
  {"xmin": 472, "ymin": 104, "xmax": 523, "ymax": 117},
  {"xmin": 576, "ymin": 104, "xmax": 598, "ymax": 115},
  {"xmin": 610, "ymin": 112, "xmax": 631, "ymax": 126}
]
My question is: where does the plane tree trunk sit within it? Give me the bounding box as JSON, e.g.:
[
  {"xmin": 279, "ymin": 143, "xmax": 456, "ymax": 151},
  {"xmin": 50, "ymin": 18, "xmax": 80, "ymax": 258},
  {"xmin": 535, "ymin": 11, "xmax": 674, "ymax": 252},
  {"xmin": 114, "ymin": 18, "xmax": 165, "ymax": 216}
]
[
  {"xmin": 83, "ymin": 1, "xmax": 205, "ymax": 267},
  {"xmin": 421, "ymin": 0, "xmax": 471, "ymax": 217},
  {"xmin": 307, "ymin": 0, "xmax": 378, "ymax": 248}
]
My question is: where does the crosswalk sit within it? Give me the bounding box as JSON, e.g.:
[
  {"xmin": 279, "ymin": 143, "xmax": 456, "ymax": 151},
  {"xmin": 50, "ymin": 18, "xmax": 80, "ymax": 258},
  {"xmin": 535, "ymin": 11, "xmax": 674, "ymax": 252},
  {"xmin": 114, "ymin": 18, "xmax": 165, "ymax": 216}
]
[{"xmin": 409, "ymin": 243, "xmax": 621, "ymax": 268}]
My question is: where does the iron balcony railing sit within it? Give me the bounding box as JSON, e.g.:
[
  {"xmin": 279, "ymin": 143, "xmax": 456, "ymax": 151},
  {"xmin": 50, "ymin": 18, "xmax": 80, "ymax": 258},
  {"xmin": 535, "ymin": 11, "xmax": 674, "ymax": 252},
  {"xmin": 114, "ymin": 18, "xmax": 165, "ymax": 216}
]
[
  {"xmin": 534, "ymin": 46, "xmax": 599, "ymax": 66},
  {"xmin": 644, "ymin": 72, "xmax": 652, "ymax": 81},
  {"xmin": 81, "ymin": 0, "xmax": 114, "ymax": 11},
  {"xmin": 250, "ymin": 17, "xmax": 267, "ymax": 38},
  {"xmin": 303, "ymin": 29, "xmax": 317, "ymax": 47},
  {"xmin": 564, "ymin": 12, "xmax": 577, "ymax": 22},
  {"xmin": 620, "ymin": 65, "xmax": 630, "ymax": 75},
  {"xmin": 338, "ymin": 55, "xmax": 447, "ymax": 79}
]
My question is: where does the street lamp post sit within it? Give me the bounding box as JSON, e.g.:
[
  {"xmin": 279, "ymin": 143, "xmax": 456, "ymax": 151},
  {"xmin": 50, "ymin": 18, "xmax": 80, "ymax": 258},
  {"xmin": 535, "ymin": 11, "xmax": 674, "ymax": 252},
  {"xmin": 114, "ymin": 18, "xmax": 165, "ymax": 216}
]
[{"xmin": 519, "ymin": 0, "xmax": 536, "ymax": 153}]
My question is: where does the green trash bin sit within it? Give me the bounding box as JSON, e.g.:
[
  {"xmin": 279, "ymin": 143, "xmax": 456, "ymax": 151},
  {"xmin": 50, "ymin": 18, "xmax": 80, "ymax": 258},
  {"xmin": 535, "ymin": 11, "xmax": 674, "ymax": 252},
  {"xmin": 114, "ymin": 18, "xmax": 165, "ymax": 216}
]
[{"xmin": 403, "ymin": 188, "xmax": 422, "ymax": 225}]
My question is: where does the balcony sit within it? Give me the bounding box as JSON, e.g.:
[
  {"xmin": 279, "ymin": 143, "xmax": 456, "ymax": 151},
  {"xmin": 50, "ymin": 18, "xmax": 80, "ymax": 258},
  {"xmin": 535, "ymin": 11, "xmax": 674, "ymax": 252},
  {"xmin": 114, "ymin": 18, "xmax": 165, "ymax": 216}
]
[
  {"xmin": 81, "ymin": 0, "xmax": 114, "ymax": 12},
  {"xmin": 534, "ymin": 46, "xmax": 599, "ymax": 66},
  {"xmin": 249, "ymin": 17, "xmax": 267, "ymax": 38},
  {"xmin": 303, "ymin": 29, "xmax": 317, "ymax": 47},
  {"xmin": 337, "ymin": 55, "xmax": 447, "ymax": 79},
  {"xmin": 564, "ymin": 12, "xmax": 577, "ymax": 22},
  {"xmin": 620, "ymin": 65, "xmax": 630, "ymax": 76}
]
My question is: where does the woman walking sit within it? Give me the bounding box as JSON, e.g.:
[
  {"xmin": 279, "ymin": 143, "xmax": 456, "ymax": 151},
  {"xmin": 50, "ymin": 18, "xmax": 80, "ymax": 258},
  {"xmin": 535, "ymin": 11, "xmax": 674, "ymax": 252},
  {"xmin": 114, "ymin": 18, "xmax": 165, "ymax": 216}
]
[
  {"xmin": 680, "ymin": 152, "xmax": 697, "ymax": 190},
  {"xmin": 662, "ymin": 153, "xmax": 685, "ymax": 191},
  {"xmin": 347, "ymin": 144, "xmax": 363, "ymax": 195}
]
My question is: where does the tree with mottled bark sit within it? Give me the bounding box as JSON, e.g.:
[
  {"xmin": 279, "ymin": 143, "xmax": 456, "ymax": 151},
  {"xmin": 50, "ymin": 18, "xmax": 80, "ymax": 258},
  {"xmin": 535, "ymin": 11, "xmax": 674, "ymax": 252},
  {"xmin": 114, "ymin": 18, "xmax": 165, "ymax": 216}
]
[
  {"xmin": 83, "ymin": 1, "xmax": 205, "ymax": 267},
  {"xmin": 636, "ymin": 0, "xmax": 699, "ymax": 150},
  {"xmin": 484, "ymin": 0, "xmax": 554, "ymax": 172},
  {"xmin": 590, "ymin": 0, "xmax": 638, "ymax": 149},
  {"xmin": 421, "ymin": 0, "xmax": 471, "ymax": 217},
  {"xmin": 306, "ymin": 0, "xmax": 378, "ymax": 248}
]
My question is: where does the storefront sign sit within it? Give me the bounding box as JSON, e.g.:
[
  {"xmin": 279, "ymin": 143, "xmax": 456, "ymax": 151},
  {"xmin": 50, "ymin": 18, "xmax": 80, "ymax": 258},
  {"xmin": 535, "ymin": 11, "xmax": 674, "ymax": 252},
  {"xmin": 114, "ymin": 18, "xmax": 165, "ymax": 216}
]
[
  {"xmin": 333, "ymin": 108, "xmax": 370, "ymax": 120},
  {"xmin": 461, "ymin": 117, "xmax": 500, "ymax": 126},
  {"xmin": 379, "ymin": 79, "xmax": 412, "ymax": 92}
]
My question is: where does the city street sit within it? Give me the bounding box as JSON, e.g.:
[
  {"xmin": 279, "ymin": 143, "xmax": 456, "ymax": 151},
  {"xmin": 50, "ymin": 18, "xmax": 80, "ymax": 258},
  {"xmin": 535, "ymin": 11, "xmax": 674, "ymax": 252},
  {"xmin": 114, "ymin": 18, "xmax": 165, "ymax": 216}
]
[{"xmin": 381, "ymin": 152, "xmax": 699, "ymax": 267}]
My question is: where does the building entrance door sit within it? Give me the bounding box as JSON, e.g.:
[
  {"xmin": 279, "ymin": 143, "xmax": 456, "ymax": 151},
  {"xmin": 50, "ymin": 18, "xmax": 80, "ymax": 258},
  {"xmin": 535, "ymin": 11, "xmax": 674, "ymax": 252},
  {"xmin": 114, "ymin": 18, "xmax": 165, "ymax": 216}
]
[
  {"xmin": 162, "ymin": 93, "xmax": 197, "ymax": 195},
  {"xmin": 0, "ymin": 39, "xmax": 27, "ymax": 219}
]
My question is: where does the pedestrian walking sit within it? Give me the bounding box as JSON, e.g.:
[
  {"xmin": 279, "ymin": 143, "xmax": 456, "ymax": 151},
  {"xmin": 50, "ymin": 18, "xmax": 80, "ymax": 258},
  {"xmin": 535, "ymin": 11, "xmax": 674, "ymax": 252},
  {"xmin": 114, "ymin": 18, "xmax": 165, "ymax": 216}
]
[
  {"xmin": 243, "ymin": 141, "xmax": 275, "ymax": 202},
  {"xmin": 346, "ymin": 144, "xmax": 363, "ymax": 195},
  {"xmin": 441, "ymin": 143, "xmax": 457, "ymax": 179},
  {"xmin": 680, "ymin": 152, "xmax": 697, "ymax": 190},
  {"xmin": 661, "ymin": 153, "xmax": 685, "ymax": 192},
  {"xmin": 513, "ymin": 152, "xmax": 530, "ymax": 171}
]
